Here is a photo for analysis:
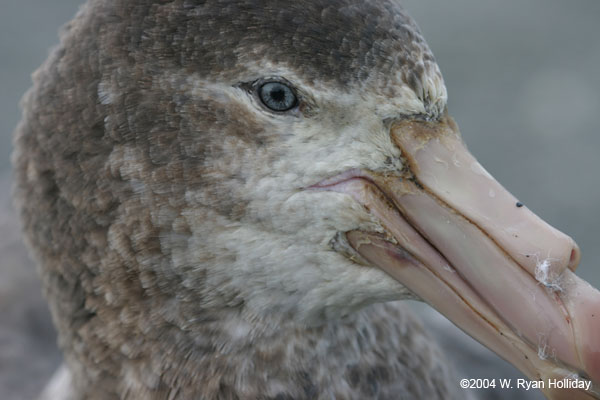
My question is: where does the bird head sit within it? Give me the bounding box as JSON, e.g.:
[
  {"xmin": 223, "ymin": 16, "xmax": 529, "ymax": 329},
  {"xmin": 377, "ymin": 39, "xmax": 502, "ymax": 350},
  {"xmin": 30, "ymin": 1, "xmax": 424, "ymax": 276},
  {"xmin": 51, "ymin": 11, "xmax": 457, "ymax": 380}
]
[{"xmin": 13, "ymin": 1, "xmax": 600, "ymax": 398}]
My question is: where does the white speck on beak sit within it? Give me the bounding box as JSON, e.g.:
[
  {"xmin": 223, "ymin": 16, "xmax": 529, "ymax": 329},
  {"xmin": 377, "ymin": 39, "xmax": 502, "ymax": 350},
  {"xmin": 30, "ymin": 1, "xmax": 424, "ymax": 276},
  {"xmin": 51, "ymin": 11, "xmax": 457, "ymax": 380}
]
[{"xmin": 534, "ymin": 256, "xmax": 563, "ymax": 292}]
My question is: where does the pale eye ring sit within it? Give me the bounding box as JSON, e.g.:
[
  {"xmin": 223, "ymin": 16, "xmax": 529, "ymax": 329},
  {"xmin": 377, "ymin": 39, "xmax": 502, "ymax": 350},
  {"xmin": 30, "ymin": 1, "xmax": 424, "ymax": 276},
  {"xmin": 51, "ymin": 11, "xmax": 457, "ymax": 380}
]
[{"xmin": 258, "ymin": 81, "xmax": 297, "ymax": 112}]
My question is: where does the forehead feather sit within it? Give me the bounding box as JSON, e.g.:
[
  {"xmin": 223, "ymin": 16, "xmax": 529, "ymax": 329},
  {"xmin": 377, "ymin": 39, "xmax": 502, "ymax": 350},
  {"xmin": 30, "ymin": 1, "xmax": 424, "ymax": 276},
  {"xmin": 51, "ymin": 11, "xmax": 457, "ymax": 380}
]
[{"xmin": 131, "ymin": 0, "xmax": 445, "ymax": 111}]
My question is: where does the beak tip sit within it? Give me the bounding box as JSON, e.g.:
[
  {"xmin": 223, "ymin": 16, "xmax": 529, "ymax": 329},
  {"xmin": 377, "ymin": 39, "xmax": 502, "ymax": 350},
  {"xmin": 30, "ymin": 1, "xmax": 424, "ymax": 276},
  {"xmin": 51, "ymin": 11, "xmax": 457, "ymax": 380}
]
[{"xmin": 568, "ymin": 242, "xmax": 581, "ymax": 272}]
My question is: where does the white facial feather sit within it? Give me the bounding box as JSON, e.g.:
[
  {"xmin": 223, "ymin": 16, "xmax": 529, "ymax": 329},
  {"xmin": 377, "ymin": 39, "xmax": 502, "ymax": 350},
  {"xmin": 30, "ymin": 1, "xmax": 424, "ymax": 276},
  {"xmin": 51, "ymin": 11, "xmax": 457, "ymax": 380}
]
[{"xmin": 133, "ymin": 66, "xmax": 447, "ymax": 326}]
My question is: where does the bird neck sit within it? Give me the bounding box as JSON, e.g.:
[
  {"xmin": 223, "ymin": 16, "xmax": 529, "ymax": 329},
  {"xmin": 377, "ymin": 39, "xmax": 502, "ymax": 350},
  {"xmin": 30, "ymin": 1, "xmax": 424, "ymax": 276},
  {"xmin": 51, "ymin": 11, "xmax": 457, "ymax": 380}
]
[{"xmin": 64, "ymin": 302, "xmax": 456, "ymax": 399}]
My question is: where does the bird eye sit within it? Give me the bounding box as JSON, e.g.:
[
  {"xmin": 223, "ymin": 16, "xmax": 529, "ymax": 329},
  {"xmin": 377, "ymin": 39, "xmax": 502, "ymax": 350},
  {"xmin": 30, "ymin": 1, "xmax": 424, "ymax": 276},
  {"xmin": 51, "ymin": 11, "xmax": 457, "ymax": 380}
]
[{"xmin": 258, "ymin": 81, "xmax": 297, "ymax": 112}]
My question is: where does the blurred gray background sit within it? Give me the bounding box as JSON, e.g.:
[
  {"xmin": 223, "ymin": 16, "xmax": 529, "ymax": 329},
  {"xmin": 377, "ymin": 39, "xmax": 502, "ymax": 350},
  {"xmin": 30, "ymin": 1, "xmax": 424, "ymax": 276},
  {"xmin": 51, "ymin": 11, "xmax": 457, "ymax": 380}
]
[{"xmin": 0, "ymin": 1, "xmax": 598, "ymax": 399}]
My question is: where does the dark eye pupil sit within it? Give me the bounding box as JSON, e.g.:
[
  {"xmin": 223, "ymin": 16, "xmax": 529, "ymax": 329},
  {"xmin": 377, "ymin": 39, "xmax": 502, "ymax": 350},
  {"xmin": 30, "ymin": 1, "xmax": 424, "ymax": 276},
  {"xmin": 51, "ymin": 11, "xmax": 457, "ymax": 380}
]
[
  {"xmin": 259, "ymin": 82, "xmax": 297, "ymax": 111},
  {"xmin": 270, "ymin": 88, "xmax": 285, "ymax": 103}
]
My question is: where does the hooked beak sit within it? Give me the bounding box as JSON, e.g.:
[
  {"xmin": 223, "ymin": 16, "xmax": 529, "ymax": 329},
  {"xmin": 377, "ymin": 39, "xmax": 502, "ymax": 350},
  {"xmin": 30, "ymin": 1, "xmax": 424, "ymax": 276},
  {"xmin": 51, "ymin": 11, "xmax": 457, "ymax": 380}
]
[{"xmin": 312, "ymin": 115, "xmax": 600, "ymax": 399}]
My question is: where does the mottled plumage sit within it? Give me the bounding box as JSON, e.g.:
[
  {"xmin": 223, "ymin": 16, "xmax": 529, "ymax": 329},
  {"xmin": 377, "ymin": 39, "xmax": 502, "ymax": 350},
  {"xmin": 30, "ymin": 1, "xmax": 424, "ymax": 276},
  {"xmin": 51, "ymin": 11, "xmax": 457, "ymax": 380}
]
[{"xmin": 14, "ymin": 0, "xmax": 462, "ymax": 399}]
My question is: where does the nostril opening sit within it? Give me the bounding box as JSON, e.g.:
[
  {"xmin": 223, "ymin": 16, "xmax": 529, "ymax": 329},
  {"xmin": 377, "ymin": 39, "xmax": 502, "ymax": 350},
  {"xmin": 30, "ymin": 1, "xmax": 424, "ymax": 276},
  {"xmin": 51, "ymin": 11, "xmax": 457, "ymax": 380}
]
[{"xmin": 568, "ymin": 244, "xmax": 581, "ymax": 272}]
